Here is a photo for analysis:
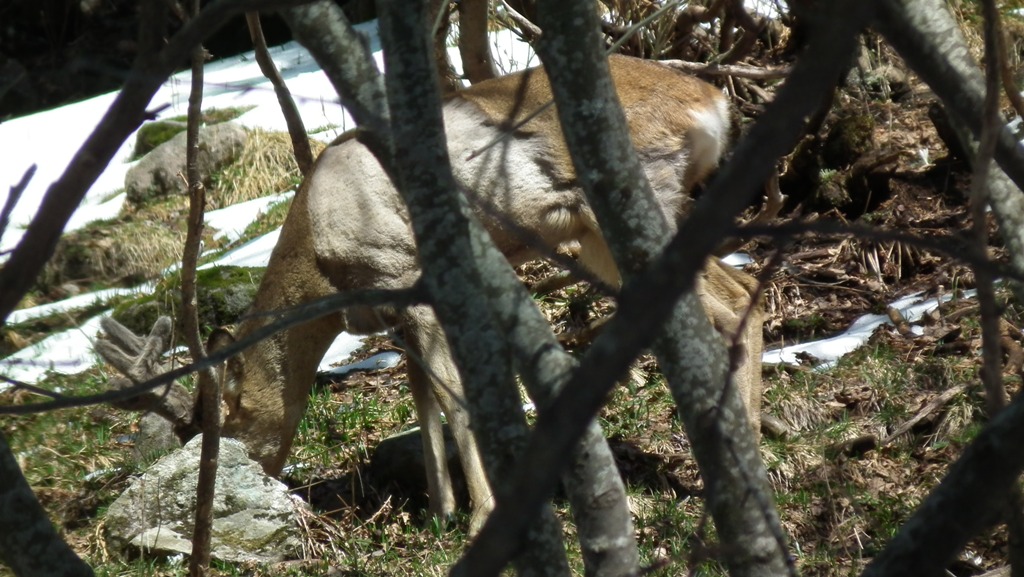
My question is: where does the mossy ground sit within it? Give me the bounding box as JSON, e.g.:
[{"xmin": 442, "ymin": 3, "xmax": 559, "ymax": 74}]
[{"xmin": 1, "ymin": 271, "xmax": 1016, "ymax": 577}]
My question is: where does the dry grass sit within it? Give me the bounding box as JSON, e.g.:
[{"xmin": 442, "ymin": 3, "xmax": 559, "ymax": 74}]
[
  {"xmin": 35, "ymin": 129, "xmax": 322, "ymax": 297},
  {"xmin": 213, "ymin": 129, "xmax": 326, "ymax": 208},
  {"xmin": 40, "ymin": 221, "xmax": 184, "ymax": 288}
]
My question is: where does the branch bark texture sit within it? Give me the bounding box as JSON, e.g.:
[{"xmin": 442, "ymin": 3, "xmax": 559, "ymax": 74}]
[
  {"xmin": 278, "ymin": 2, "xmax": 391, "ymax": 156},
  {"xmin": 534, "ymin": 3, "xmax": 785, "ymax": 575},
  {"xmin": 458, "ymin": 0, "xmax": 498, "ymax": 83},
  {"xmin": 376, "ymin": 2, "xmax": 570, "ymax": 575},
  {"xmin": 246, "ymin": 11, "xmax": 314, "ymax": 175},
  {"xmin": 180, "ymin": 10, "xmax": 220, "ymax": 575}
]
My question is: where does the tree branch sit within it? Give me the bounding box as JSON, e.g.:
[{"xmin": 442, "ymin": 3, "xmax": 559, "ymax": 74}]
[
  {"xmin": 246, "ymin": 12, "xmax": 314, "ymax": 175},
  {"xmin": 0, "ymin": 431, "xmax": 94, "ymax": 577},
  {"xmin": 2, "ymin": 287, "xmax": 424, "ymax": 416},
  {"xmin": 278, "ymin": 1, "xmax": 391, "ymax": 158},
  {"xmin": 459, "ymin": 0, "xmax": 498, "ymax": 83},
  {"xmin": 179, "ymin": 3, "xmax": 219, "ymax": 573},
  {"xmin": 376, "ymin": 1, "xmax": 571, "ymax": 574}
]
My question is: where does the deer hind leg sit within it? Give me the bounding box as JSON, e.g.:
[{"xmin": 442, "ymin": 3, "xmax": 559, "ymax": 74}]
[
  {"xmin": 576, "ymin": 228, "xmax": 622, "ymax": 288},
  {"xmin": 402, "ymin": 306, "xmax": 493, "ymax": 532},
  {"xmin": 403, "ymin": 333, "xmax": 457, "ymax": 521},
  {"xmin": 698, "ymin": 259, "xmax": 764, "ymax": 439}
]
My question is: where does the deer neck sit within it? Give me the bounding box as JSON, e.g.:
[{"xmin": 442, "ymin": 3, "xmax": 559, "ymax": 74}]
[{"xmin": 223, "ymin": 189, "xmax": 346, "ymax": 476}]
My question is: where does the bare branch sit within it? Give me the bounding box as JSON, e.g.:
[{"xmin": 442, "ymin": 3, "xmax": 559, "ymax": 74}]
[
  {"xmin": 377, "ymin": 1, "xmax": 571, "ymax": 572},
  {"xmin": 972, "ymin": 0, "xmax": 1008, "ymax": 418},
  {"xmin": 0, "ymin": 431, "xmax": 94, "ymax": 577},
  {"xmin": 498, "ymin": 0, "xmax": 541, "ymax": 40},
  {"xmin": 660, "ymin": 59, "xmax": 791, "ymax": 80},
  {"xmin": 180, "ymin": 4, "xmax": 219, "ymax": 572},
  {"xmin": 279, "ymin": 2, "xmax": 391, "ymax": 157},
  {"xmin": 458, "ymin": 2, "xmax": 873, "ymax": 574},
  {"xmin": 459, "ymin": 0, "xmax": 498, "ymax": 83},
  {"xmin": 246, "ymin": 12, "xmax": 314, "ymax": 175},
  {"xmin": 3, "ymin": 286, "xmax": 424, "ymax": 416},
  {"xmin": 0, "ymin": 165, "xmax": 35, "ymax": 249}
]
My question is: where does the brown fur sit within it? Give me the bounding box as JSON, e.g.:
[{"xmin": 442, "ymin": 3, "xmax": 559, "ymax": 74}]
[{"xmin": 212, "ymin": 55, "xmax": 761, "ymax": 532}]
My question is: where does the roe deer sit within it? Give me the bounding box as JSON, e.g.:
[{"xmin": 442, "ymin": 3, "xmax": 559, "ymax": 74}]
[{"xmin": 98, "ymin": 54, "xmax": 765, "ymax": 532}]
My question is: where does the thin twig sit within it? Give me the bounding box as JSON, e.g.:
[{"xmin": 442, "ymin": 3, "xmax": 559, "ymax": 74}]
[
  {"xmin": 498, "ymin": 0, "xmax": 541, "ymax": 39},
  {"xmin": 181, "ymin": 1, "xmax": 219, "ymax": 573},
  {"xmin": 0, "ymin": 165, "xmax": 35, "ymax": 248},
  {"xmin": 0, "ymin": 376, "xmax": 62, "ymax": 400},
  {"xmin": 739, "ymin": 219, "xmax": 1016, "ymax": 283},
  {"xmin": 975, "ymin": 4, "xmax": 1024, "ymax": 575},
  {"xmin": 974, "ymin": 0, "xmax": 1008, "ymax": 413},
  {"xmin": 0, "ymin": 284, "xmax": 424, "ymax": 414},
  {"xmin": 660, "ymin": 59, "xmax": 791, "ymax": 80}
]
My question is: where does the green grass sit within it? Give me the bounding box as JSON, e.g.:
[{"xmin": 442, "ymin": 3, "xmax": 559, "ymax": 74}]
[
  {"xmin": 0, "ymin": 301, "xmax": 1007, "ymax": 577},
  {"xmin": 236, "ymin": 198, "xmax": 294, "ymax": 244}
]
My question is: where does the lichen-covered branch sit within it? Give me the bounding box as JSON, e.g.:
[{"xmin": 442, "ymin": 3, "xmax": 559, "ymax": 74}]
[{"xmin": 376, "ymin": 2, "xmax": 570, "ymax": 575}]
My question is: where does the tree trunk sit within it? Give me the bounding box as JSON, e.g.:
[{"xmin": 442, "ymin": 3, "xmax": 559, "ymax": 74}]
[
  {"xmin": 458, "ymin": 0, "xmax": 498, "ymax": 83},
  {"xmin": 376, "ymin": 2, "xmax": 571, "ymax": 575},
  {"xmin": 533, "ymin": 3, "xmax": 790, "ymax": 575}
]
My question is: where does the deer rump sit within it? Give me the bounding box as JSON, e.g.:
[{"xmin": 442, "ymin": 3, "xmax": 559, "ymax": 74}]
[{"xmin": 99, "ymin": 54, "xmax": 762, "ymax": 534}]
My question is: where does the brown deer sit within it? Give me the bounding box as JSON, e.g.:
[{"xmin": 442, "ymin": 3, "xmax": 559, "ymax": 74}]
[{"xmin": 97, "ymin": 54, "xmax": 768, "ymax": 532}]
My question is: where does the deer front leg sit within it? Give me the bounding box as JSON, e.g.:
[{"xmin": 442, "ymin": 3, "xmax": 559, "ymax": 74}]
[
  {"xmin": 402, "ymin": 307, "xmax": 494, "ymax": 534},
  {"xmin": 699, "ymin": 260, "xmax": 764, "ymax": 439},
  {"xmin": 404, "ymin": 336, "xmax": 458, "ymax": 522}
]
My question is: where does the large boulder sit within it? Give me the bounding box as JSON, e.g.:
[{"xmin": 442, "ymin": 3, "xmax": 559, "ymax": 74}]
[
  {"xmin": 125, "ymin": 122, "xmax": 247, "ymax": 204},
  {"xmin": 103, "ymin": 436, "xmax": 307, "ymax": 564},
  {"xmin": 110, "ymin": 265, "xmax": 264, "ymax": 344}
]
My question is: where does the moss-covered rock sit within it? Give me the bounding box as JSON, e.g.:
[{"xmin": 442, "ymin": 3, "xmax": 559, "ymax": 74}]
[
  {"xmin": 125, "ymin": 122, "xmax": 248, "ymax": 205},
  {"xmin": 822, "ymin": 114, "xmax": 875, "ymax": 169},
  {"xmin": 132, "ymin": 107, "xmax": 254, "ymax": 160},
  {"xmin": 111, "ymin": 266, "xmax": 265, "ymax": 342},
  {"xmin": 132, "ymin": 120, "xmax": 188, "ymax": 160}
]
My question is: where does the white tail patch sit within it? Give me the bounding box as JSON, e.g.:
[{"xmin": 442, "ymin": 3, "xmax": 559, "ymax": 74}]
[{"xmin": 685, "ymin": 96, "xmax": 731, "ymax": 186}]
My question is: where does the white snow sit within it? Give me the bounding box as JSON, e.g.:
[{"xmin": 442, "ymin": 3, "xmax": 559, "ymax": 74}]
[
  {"xmin": 763, "ymin": 290, "xmax": 977, "ymax": 369},
  {"xmin": 205, "ymin": 191, "xmax": 294, "ymax": 243},
  {"xmin": 0, "ymin": 315, "xmax": 106, "ymax": 385},
  {"xmin": 0, "ymin": 20, "xmax": 536, "ymax": 387},
  {"xmin": 321, "ymin": 351, "xmax": 402, "ymax": 376},
  {"xmin": 0, "ymin": 15, "xmax": 969, "ymax": 391}
]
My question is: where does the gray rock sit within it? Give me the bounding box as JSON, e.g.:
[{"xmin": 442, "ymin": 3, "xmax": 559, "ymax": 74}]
[
  {"xmin": 125, "ymin": 122, "xmax": 247, "ymax": 204},
  {"xmin": 131, "ymin": 411, "xmax": 182, "ymax": 464},
  {"xmin": 371, "ymin": 425, "xmax": 464, "ymax": 499},
  {"xmin": 104, "ymin": 435, "xmax": 307, "ymax": 564}
]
